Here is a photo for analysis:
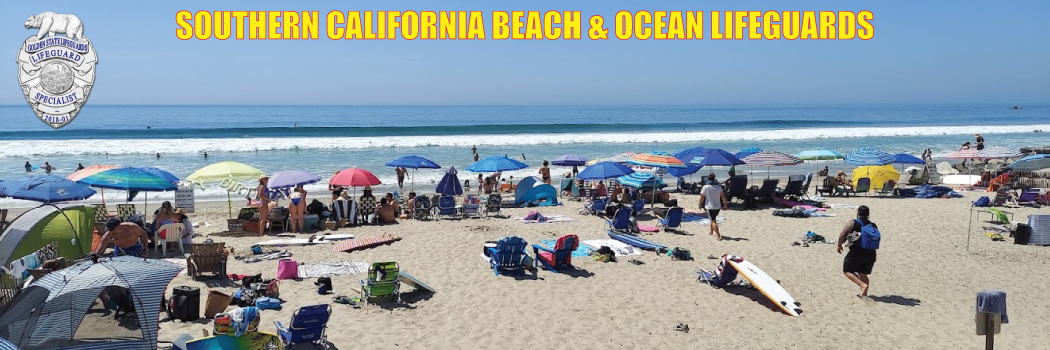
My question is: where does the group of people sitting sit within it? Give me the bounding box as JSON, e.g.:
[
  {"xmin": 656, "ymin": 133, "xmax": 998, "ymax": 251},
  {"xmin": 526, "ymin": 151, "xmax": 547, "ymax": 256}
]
[{"xmin": 94, "ymin": 200, "xmax": 195, "ymax": 258}]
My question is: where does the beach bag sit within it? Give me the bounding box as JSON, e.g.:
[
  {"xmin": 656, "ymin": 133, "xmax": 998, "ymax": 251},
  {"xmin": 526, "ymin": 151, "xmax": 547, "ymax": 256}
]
[
  {"xmin": 973, "ymin": 196, "xmax": 991, "ymax": 207},
  {"xmin": 854, "ymin": 219, "xmax": 881, "ymax": 250},
  {"xmin": 670, "ymin": 247, "xmax": 692, "ymax": 261},
  {"xmin": 315, "ymin": 277, "xmax": 333, "ymax": 294},
  {"xmin": 254, "ymin": 297, "xmax": 282, "ymax": 310},
  {"xmin": 276, "ymin": 258, "xmax": 298, "ymax": 279}
]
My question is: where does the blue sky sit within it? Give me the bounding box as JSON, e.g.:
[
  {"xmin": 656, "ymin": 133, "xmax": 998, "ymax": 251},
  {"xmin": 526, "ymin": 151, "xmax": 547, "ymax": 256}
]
[{"xmin": 2, "ymin": 0, "xmax": 1048, "ymax": 105}]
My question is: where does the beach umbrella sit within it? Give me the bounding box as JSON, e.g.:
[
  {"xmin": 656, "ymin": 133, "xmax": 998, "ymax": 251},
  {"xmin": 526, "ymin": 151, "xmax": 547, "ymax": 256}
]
[
  {"xmin": 140, "ymin": 166, "xmax": 180, "ymax": 184},
  {"xmin": 735, "ymin": 148, "xmax": 762, "ymax": 159},
  {"xmin": 268, "ymin": 170, "xmax": 322, "ymax": 189},
  {"xmin": 667, "ymin": 147, "xmax": 707, "ymax": 179},
  {"xmin": 616, "ymin": 172, "xmax": 667, "ymax": 189},
  {"xmin": 1009, "ymin": 154, "xmax": 1050, "ymax": 172},
  {"xmin": 468, "ymin": 156, "xmax": 529, "ymax": 173},
  {"xmin": 66, "ymin": 164, "xmax": 119, "ymax": 181},
  {"xmin": 551, "ymin": 154, "xmax": 588, "ymax": 166},
  {"xmin": 186, "ymin": 161, "xmax": 265, "ymax": 217},
  {"xmin": 586, "ymin": 153, "xmax": 635, "ymax": 165},
  {"xmin": 331, "ymin": 168, "xmax": 381, "ymax": 197},
  {"xmin": 0, "ymin": 175, "xmax": 96, "ymax": 203},
  {"xmin": 892, "ymin": 154, "xmax": 926, "ymax": 165},
  {"xmin": 742, "ymin": 151, "xmax": 803, "ymax": 179},
  {"xmin": 794, "ymin": 148, "xmax": 844, "ymax": 160},
  {"xmin": 435, "ymin": 166, "xmax": 463, "ymax": 196},
  {"xmin": 690, "ymin": 148, "xmax": 745, "ymax": 170},
  {"xmin": 628, "ymin": 153, "xmax": 687, "ymax": 168},
  {"xmin": 945, "ymin": 148, "xmax": 987, "ymax": 159},
  {"xmin": 386, "ymin": 155, "xmax": 441, "ymax": 191},
  {"xmin": 577, "ymin": 161, "xmax": 635, "ymax": 181},
  {"xmin": 78, "ymin": 167, "xmax": 178, "ymax": 214},
  {"xmin": 976, "ymin": 146, "xmax": 1022, "ymax": 159},
  {"xmin": 844, "ymin": 147, "xmax": 896, "ymax": 166},
  {"xmin": 852, "ymin": 165, "xmax": 900, "ymax": 190}
]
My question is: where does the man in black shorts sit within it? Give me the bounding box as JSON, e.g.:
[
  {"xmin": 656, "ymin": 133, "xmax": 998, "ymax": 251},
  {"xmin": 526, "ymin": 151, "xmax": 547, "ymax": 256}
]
[
  {"xmin": 698, "ymin": 174, "xmax": 727, "ymax": 241},
  {"xmin": 837, "ymin": 205, "xmax": 877, "ymax": 297}
]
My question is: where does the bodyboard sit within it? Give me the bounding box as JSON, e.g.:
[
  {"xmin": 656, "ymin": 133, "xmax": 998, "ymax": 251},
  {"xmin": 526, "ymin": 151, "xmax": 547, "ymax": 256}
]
[
  {"xmin": 726, "ymin": 260, "xmax": 803, "ymax": 316},
  {"xmin": 399, "ymin": 271, "xmax": 437, "ymax": 293},
  {"xmin": 607, "ymin": 231, "xmax": 666, "ymax": 250},
  {"xmin": 180, "ymin": 331, "xmax": 283, "ymax": 350},
  {"xmin": 333, "ymin": 235, "xmax": 402, "ymax": 252}
]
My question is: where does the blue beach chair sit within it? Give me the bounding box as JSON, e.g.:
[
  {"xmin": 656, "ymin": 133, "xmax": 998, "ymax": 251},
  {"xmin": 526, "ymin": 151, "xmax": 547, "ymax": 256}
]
[
  {"xmin": 631, "ymin": 199, "xmax": 645, "ymax": 217},
  {"xmin": 659, "ymin": 207, "xmax": 684, "ymax": 231},
  {"xmin": 437, "ymin": 195, "xmax": 458, "ymax": 220},
  {"xmin": 586, "ymin": 197, "xmax": 609, "ymax": 216},
  {"xmin": 274, "ymin": 304, "xmax": 332, "ymax": 347},
  {"xmin": 606, "ymin": 207, "xmax": 633, "ymax": 233},
  {"xmin": 488, "ymin": 236, "xmax": 530, "ymax": 276}
]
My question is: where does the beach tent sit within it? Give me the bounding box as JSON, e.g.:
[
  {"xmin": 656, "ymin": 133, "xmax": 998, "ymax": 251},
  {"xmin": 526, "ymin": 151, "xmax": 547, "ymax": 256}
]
[
  {"xmin": 514, "ymin": 176, "xmax": 541, "ymax": 200},
  {"xmin": 0, "ymin": 204, "xmax": 95, "ymax": 265},
  {"xmin": 0, "ymin": 256, "xmax": 180, "ymax": 350},
  {"xmin": 514, "ymin": 184, "xmax": 559, "ymax": 207},
  {"xmin": 852, "ymin": 165, "xmax": 900, "ymax": 190}
]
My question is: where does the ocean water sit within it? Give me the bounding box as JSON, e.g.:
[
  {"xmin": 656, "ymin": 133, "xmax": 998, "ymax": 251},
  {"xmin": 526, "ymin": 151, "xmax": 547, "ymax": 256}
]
[{"xmin": 0, "ymin": 104, "xmax": 1046, "ymax": 207}]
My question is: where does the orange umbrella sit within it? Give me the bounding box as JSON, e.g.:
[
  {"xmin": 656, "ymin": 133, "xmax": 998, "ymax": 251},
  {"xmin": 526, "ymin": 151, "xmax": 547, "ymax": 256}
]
[
  {"xmin": 66, "ymin": 164, "xmax": 119, "ymax": 205},
  {"xmin": 627, "ymin": 153, "xmax": 687, "ymax": 168}
]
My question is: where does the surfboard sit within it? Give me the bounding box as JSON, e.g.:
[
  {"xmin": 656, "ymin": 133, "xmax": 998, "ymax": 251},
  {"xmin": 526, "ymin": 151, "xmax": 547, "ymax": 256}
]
[
  {"xmin": 607, "ymin": 231, "xmax": 666, "ymax": 251},
  {"xmin": 726, "ymin": 260, "xmax": 803, "ymax": 317},
  {"xmin": 318, "ymin": 233, "xmax": 355, "ymax": 241},
  {"xmin": 179, "ymin": 331, "xmax": 283, "ymax": 350},
  {"xmin": 399, "ymin": 271, "xmax": 436, "ymax": 293}
]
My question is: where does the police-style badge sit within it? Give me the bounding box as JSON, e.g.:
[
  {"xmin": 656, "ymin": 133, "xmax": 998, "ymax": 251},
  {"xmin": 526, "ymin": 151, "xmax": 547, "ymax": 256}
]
[{"xmin": 16, "ymin": 12, "xmax": 97, "ymax": 129}]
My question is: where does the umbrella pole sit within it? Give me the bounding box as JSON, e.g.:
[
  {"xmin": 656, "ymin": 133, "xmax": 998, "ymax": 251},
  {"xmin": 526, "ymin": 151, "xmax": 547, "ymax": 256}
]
[
  {"xmin": 227, "ymin": 191, "xmax": 232, "ymax": 217},
  {"xmin": 101, "ymin": 188, "xmax": 106, "ymax": 206}
]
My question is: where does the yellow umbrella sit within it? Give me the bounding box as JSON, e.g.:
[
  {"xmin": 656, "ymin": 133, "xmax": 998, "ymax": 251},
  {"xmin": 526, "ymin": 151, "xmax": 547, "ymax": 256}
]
[
  {"xmin": 187, "ymin": 161, "xmax": 265, "ymax": 216},
  {"xmin": 852, "ymin": 165, "xmax": 900, "ymax": 190}
]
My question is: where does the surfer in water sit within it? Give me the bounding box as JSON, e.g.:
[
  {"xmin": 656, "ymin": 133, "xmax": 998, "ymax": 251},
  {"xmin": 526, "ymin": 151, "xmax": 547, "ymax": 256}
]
[
  {"xmin": 837, "ymin": 205, "xmax": 877, "ymax": 297},
  {"xmin": 24, "ymin": 161, "xmax": 32, "ymax": 173}
]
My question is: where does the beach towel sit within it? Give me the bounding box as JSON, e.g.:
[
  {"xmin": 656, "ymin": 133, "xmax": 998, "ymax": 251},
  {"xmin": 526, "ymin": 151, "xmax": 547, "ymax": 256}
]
[
  {"xmin": 580, "ymin": 239, "xmax": 642, "ymax": 256},
  {"xmin": 539, "ymin": 239, "xmax": 592, "ymax": 257},
  {"xmin": 298, "ymin": 261, "xmax": 371, "ymax": 278},
  {"xmin": 637, "ymin": 225, "xmax": 660, "ymax": 232},
  {"xmin": 518, "ymin": 211, "xmax": 574, "ymax": 223},
  {"xmin": 976, "ymin": 290, "xmax": 1009, "ymax": 323},
  {"xmin": 682, "ymin": 212, "xmax": 706, "ymax": 222}
]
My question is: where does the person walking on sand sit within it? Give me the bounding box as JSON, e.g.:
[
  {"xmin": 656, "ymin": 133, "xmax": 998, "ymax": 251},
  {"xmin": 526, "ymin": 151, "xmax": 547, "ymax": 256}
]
[
  {"xmin": 395, "ymin": 166, "xmax": 407, "ymax": 189},
  {"xmin": 837, "ymin": 205, "xmax": 879, "ymax": 297},
  {"xmin": 698, "ymin": 174, "xmax": 727, "ymax": 241}
]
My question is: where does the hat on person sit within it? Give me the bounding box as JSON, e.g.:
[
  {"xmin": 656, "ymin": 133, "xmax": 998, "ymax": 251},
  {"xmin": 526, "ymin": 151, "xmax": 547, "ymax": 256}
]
[
  {"xmin": 176, "ymin": 208, "xmax": 187, "ymax": 215},
  {"xmin": 837, "ymin": 170, "xmax": 846, "ymax": 176}
]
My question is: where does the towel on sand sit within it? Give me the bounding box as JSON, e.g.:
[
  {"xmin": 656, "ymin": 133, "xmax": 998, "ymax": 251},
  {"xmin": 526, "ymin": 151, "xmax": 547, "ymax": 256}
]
[
  {"xmin": 581, "ymin": 239, "xmax": 642, "ymax": 256},
  {"xmin": 539, "ymin": 239, "xmax": 592, "ymax": 257},
  {"xmin": 519, "ymin": 211, "xmax": 574, "ymax": 223},
  {"xmin": 298, "ymin": 261, "xmax": 371, "ymax": 278}
]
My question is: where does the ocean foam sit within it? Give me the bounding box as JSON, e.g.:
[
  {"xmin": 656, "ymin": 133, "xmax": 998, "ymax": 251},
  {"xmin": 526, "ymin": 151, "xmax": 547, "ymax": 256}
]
[{"xmin": 1, "ymin": 124, "xmax": 1047, "ymax": 158}]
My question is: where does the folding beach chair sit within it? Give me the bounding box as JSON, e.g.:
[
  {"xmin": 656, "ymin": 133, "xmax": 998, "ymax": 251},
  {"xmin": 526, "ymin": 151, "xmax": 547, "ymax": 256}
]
[
  {"xmin": 274, "ymin": 304, "xmax": 332, "ymax": 347},
  {"xmin": 116, "ymin": 203, "xmax": 136, "ymax": 220},
  {"xmin": 462, "ymin": 195, "xmax": 481, "ymax": 218},
  {"xmin": 799, "ymin": 172, "xmax": 814, "ymax": 199},
  {"xmin": 852, "ymin": 178, "xmax": 871, "ymax": 197},
  {"xmin": 780, "ymin": 177, "xmax": 804, "ymax": 201},
  {"xmin": 586, "ymin": 197, "xmax": 609, "ymax": 216},
  {"xmin": 1017, "ymin": 189, "xmax": 1041, "ymax": 207},
  {"xmin": 532, "ymin": 234, "xmax": 580, "ymax": 273},
  {"xmin": 358, "ymin": 195, "xmax": 377, "ymax": 225},
  {"xmin": 93, "ymin": 203, "xmax": 110, "ymax": 224},
  {"xmin": 187, "ymin": 242, "xmax": 227, "ymax": 280},
  {"xmin": 757, "ymin": 179, "xmax": 779, "ymax": 203},
  {"xmin": 631, "ymin": 199, "xmax": 645, "ymax": 217},
  {"xmin": 726, "ymin": 176, "xmax": 748, "ymax": 202},
  {"xmin": 331, "ymin": 199, "xmax": 356, "ymax": 227},
  {"xmin": 605, "ymin": 207, "xmax": 634, "ymax": 233},
  {"xmin": 816, "ymin": 177, "xmax": 837, "ymax": 197},
  {"xmin": 877, "ymin": 180, "xmax": 896, "ymax": 197},
  {"xmin": 360, "ymin": 262, "xmax": 401, "ymax": 304},
  {"xmin": 659, "ymin": 207, "xmax": 684, "ymax": 232},
  {"xmin": 414, "ymin": 195, "xmax": 432, "ymax": 220},
  {"xmin": 484, "ymin": 194, "xmax": 502, "ymax": 217},
  {"xmin": 488, "ymin": 236, "xmax": 529, "ymax": 276},
  {"xmin": 436, "ymin": 195, "xmax": 458, "ymax": 220}
]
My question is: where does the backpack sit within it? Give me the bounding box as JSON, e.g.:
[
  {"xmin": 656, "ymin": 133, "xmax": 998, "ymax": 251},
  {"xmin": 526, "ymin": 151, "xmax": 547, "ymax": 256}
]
[
  {"xmin": 973, "ymin": 196, "xmax": 991, "ymax": 207},
  {"xmin": 854, "ymin": 219, "xmax": 881, "ymax": 250}
]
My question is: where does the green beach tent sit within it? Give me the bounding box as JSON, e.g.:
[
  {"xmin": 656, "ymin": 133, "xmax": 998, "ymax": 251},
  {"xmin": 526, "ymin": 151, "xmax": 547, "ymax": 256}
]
[{"xmin": 0, "ymin": 204, "xmax": 95, "ymax": 265}]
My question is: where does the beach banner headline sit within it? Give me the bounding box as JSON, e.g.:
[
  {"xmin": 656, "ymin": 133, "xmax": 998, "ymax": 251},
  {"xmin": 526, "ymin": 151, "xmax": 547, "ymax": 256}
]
[{"xmin": 176, "ymin": 11, "xmax": 874, "ymax": 41}]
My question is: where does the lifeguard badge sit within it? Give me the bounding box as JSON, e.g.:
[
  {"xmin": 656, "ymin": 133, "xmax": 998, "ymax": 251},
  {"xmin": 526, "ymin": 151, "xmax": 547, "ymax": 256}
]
[{"xmin": 16, "ymin": 12, "xmax": 97, "ymax": 129}]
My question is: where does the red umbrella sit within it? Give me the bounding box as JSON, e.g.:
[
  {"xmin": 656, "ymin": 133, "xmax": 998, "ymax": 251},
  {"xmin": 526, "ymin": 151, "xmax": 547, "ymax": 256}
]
[{"xmin": 330, "ymin": 168, "xmax": 382, "ymax": 187}]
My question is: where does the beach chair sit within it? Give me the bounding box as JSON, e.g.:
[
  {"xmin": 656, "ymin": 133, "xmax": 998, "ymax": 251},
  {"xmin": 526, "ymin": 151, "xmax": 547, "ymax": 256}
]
[
  {"xmin": 757, "ymin": 179, "xmax": 779, "ymax": 203},
  {"xmin": 1017, "ymin": 189, "xmax": 1041, "ymax": 206},
  {"xmin": 93, "ymin": 204, "xmax": 110, "ymax": 224},
  {"xmin": 358, "ymin": 195, "xmax": 377, "ymax": 225},
  {"xmin": 586, "ymin": 197, "xmax": 609, "ymax": 216},
  {"xmin": 360, "ymin": 262, "xmax": 401, "ymax": 304},
  {"xmin": 488, "ymin": 236, "xmax": 530, "ymax": 276},
  {"xmin": 532, "ymin": 234, "xmax": 580, "ymax": 273},
  {"xmin": 606, "ymin": 207, "xmax": 633, "ymax": 233},
  {"xmin": 268, "ymin": 206, "xmax": 289, "ymax": 232},
  {"xmin": 462, "ymin": 195, "xmax": 481, "ymax": 218},
  {"xmin": 116, "ymin": 203, "xmax": 136, "ymax": 220},
  {"xmin": 274, "ymin": 304, "xmax": 331, "ymax": 347},
  {"xmin": 332, "ymin": 199, "xmax": 356, "ymax": 226},
  {"xmin": 877, "ymin": 180, "xmax": 896, "ymax": 196},
  {"xmin": 393, "ymin": 191, "xmax": 408, "ymax": 210},
  {"xmin": 0, "ymin": 209, "xmax": 8, "ymax": 232},
  {"xmin": 414, "ymin": 195, "xmax": 432, "ymax": 220},
  {"xmin": 631, "ymin": 199, "xmax": 645, "ymax": 217},
  {"xmin": 726, "ymin": 176, "xmax": 748, "ymax": 202},
  {"xmin": 186, "ymin": 242, "xmax": 227, "ymax": 280},
  {"xmin": 436, "ymin": 195, "xmax": 458, "ymax": 220},
  {"xmin": 852, "ymin": 178, "xmax": 871, "ymax": 196},
  {"xmin": 816, "ymin": 177, "xmax": 836, "ymax": 197},
  {"xmin": 659, "ymin": 207, "xmax": 684, "ymax": 232},
  {"xmin": 484, "ymin": 194, "xmax": 502, "ymax": 217},
  {"xmin": 780, "ymin": 177, "xmax": 804, "ymax": 200},
  {"xmin": 155, "ymin": 223, "xmax": 185, "ymax": 257}
]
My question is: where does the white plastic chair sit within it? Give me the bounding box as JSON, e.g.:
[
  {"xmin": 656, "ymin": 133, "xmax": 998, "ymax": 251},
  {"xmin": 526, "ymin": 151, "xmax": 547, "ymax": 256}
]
[{"xmin": 156, "ymin": 223, "xmax": 186, "ymax": 257}]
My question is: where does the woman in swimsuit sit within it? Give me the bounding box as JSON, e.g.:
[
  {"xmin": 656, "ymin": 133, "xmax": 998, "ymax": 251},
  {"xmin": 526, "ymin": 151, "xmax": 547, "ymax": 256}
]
[
  {"xmin": 256, "ymin": 176, "xmax": 274, "ymax": 236},
  {"xmin": 539, "ymin": 160, "xmax": 552, "ymax": 184},
  {"xmin": 153, "ymin": 201, "xmax": 179, "ymax": 247},
  {"xmin": 289, "ymin": 185, "xmax": 307, "ymax": 233}
]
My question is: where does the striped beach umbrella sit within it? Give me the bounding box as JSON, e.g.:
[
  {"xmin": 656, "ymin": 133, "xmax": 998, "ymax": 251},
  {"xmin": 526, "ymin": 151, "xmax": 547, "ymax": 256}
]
[
  {"xmin": 66, "ymin": 164, "xmax": 119, "ymax": 181},
  {"xmin": 78, "ymin": 167, "xmax": 178, "ymax": 192},
  {"xmin": 794, "ymin": 148, "xmax": 844, "ymax": 160},
  {"xmin": 741, "ymin": 151, "xmax": 803, "ymax": 167},
  {"xmin": 616, "ymin": 172, "xmax": 667, "ymax": 189},
  {"xmin": 735, "ymin": 148, "xmax": 762, "ymax": 159},
  {"xmin": 945, "ymin": 148, "xmax": 990, "ymax": 159},
  {"xmin": 628, "ymin": 153, "xmax": 687, "ymax": 168},
  {"xmin": 976, "ymin": 146, "xmax": 1022, "ymax": 159},
  {"xmin": 844, "ymin": 147, "xmax": 896, "ymax": 166}
]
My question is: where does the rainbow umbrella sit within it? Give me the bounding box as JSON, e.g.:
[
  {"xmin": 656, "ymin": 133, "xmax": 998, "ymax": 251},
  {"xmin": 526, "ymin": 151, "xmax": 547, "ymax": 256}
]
[
  {"xmin": 628, "ymin": 153, "xmax": 687, "ymax": 168},
  {"xmin": 78, "ymin": 167, "xmax": 178, "ymax": 213},
  {"xmin": 67, "ymin": 164, "xmax": 119, "ymax": 205}
]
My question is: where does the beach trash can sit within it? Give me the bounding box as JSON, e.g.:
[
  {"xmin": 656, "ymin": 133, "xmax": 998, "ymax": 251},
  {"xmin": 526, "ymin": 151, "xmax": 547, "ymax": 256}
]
[
  {"xmin": 277, "ymin": 258, "xmax": 299, "ymax": 280},
  {"xmin": 303, "ymin": 214, "xmax": 319, "ymax": 231}
]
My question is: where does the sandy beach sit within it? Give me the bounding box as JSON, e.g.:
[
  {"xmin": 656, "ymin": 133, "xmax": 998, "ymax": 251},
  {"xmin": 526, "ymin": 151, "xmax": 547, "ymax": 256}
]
[{"xmin": 140, "ymin": 190, "xmax": 1050, "ymax": 350}]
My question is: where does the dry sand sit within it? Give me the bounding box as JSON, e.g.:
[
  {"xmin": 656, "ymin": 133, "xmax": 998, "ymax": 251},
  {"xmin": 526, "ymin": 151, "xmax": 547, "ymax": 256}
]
[{"xmin": 143, "ymin": 191, "xmax": 1050, "ymax": 350}]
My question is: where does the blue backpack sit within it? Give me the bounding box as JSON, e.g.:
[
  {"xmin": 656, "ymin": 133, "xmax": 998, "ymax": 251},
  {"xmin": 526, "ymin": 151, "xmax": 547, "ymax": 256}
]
[
  {"xmin": 973, "ymin": 196, "xmax": 991, "ymax": 207},
  {"xmin": 854, "ymin": 219, "xmax": 881, "ymax": 250}
]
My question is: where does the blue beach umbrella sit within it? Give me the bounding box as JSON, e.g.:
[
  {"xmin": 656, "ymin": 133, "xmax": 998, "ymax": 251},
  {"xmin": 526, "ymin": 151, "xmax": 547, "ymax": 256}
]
[
  {"xmin": 795, "ymin": 148, "xmax": 844, "ymax": 161},
  {"xmin": 140, "ymin": 166, "xmax": 180, "ymax": 184},
  {"xmin": 1009, "ymin": 154, "xmax": 1050, "ymax": 172},
  {"xmin": 617, "ymin": 173, "xmax": 667, "ymax": 189},
  {"xmin": 844, "ymin": 147, "xmax": 895, "ymax": 166},
  {"xmin": 386, "ymin": 155, "xmax": 441, "ymax": 169},
  {"xmin": 735, "ymin": 148, "xmax": 762, "ymax": 159},
  {"xmin": 78, "ymin": 167, "xmax": 178, "ymax": 213},
  {"xmin": 690, "ymin": 148, "xmax": 746, "ymax": 168},
  {"xmin": 268, "ymin": 170, "xmax": 322, "ymax": 189},
  {"xmin": 435, "ymin": 166, "xmax": 464, "ymax": 196},
  {"xmin": 892, "ymin": 154, "xmax": 926, "ymax": 165},
  {"xmin": 551, "ymin": 154, "xmax": 588, "ymax": 166},
  {"xmin": 468, "ymin": 156, "xmax": 529, "ymax": 173},
  {"xmin": 0, "ymin": 175, "xmax": 96, "ymax": 203},
  {"xmin": 669, "ymin": 147, "xmax": 707, "ymax": 178},
  {"xmin": 577, "ymin": 161, "xmax": 635, "ymax": 181}
]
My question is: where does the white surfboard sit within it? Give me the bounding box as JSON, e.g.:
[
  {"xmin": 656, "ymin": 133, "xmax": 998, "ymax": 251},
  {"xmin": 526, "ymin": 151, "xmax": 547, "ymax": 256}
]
[
  {"xmin": 256, "ymin": 234, "xmax": 355, "ymax": 246},
  {"xmin": 941, "ymin": 174, "xmax": 980, "ymax": 186},
  {"xmin": 727, "ymin": 260, "xmax": 803, "ymax": 316},
  {"xmin": 318, "ymin": 233, "xmax": 355, "ymax": 241},
  {"xmin": 399, "ymin": 271, "xmax": 437, "ymax": 293}
]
